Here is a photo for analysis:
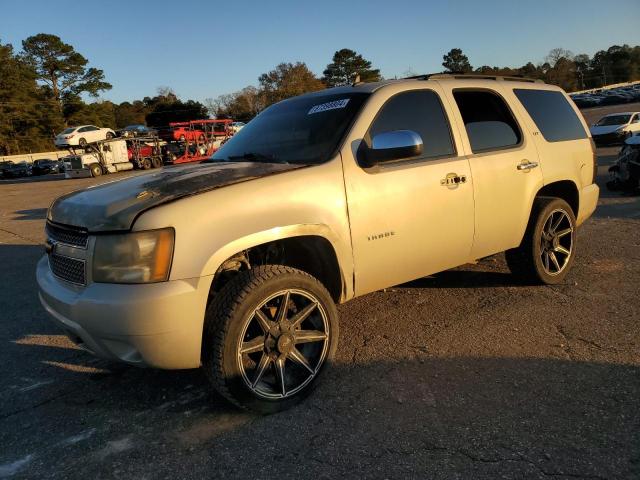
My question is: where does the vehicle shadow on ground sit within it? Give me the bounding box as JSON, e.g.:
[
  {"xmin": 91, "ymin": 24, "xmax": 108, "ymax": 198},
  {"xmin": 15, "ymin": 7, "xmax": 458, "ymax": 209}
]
[
  {"xmin": 12, "ymin": 208, "xmax": 48, "ymax": 220},
  {"xmin": 399, "ymin": 268, "xmax": 522, "ymax": 289}
]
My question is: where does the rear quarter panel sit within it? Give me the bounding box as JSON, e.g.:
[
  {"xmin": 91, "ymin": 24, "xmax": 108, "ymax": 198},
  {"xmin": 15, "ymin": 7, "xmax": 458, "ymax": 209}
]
[{"xmin": 507, "ymin": 84, "xmax": 594, "ymax": 192}]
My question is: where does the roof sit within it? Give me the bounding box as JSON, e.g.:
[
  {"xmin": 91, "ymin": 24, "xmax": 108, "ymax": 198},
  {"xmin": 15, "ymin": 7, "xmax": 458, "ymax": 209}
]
[{"xmin": 290, "ymin": 74, "xmax": 553, "ymax": 104}]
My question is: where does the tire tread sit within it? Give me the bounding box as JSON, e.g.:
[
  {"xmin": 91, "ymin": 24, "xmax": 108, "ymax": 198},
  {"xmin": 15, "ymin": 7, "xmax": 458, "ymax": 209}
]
[{"xmin": 202, "ymin": 265, "xmax": 324, "ymax": 410}]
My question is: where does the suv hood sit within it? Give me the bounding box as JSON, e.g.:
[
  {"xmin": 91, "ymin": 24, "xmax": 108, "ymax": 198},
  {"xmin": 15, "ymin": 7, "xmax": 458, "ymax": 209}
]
[{"xmin": 48, "ymin": 162, "xmax": 306, "ymax": 232}]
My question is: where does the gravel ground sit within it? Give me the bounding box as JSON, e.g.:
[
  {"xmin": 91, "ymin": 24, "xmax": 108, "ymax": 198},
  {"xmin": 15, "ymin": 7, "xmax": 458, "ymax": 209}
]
[{"xmin": 0, "ymin": 112, "xmax": 639, "ymax": 479}]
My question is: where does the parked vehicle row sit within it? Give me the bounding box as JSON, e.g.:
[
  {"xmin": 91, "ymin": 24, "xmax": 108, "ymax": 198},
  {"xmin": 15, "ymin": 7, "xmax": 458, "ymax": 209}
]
[
  {"xmin": 0, "ymin": 161, "xmax": 32, "ymax": 178},
  {"xmin": 570, "ymin": 84, "xmax": 640, "ymax": 108}
]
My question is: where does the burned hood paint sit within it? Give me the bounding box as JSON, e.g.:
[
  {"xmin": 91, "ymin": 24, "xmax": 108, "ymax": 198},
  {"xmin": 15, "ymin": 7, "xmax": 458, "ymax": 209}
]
[{"xmin": 48, "ymin": 162, "xmax": 306, "ymax": 232}]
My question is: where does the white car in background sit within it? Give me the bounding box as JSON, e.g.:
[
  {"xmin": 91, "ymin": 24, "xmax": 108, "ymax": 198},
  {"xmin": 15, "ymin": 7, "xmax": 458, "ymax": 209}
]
[
  {"xmin": 230, "ymin": 122, "xmax": 246, "ymax": 134},
  {"xmin": 590, "ymin": 112, "xmax": 640, "ymax": 145},
  {"xmin": 54, "ymin": 125, "xmax": 116, "ymax": 148}
]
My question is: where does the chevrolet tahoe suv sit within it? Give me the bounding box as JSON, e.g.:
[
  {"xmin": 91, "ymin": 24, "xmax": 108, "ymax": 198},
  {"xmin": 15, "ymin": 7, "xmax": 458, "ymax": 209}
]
[{"xmin": 37, "ymin": 74, "xmax": 599, "ymax": 413}]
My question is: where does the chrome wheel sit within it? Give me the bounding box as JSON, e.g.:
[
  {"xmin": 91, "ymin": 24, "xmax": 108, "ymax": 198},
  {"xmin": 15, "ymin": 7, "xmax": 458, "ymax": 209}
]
[
  {"xmin": 540, "ymin": 208, "xmax": 573, "ymax": 276},
  {"xmin": 236, "ymin": 289, "xmax": 330, "ymax": 399}
]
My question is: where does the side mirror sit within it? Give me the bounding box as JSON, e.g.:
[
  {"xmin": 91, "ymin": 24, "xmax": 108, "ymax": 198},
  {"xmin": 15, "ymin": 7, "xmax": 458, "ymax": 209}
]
[{"xmin": 361, "ymin": 130, "xmax": 423, "ymax": 167}]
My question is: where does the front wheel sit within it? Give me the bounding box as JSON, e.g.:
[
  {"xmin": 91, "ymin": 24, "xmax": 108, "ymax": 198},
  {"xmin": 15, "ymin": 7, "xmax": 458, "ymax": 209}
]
[
  {"xmin": 506, "ymin": 197, "xmax": 576, "ymax": 285},
  {"xmin": 105, "ymin": 132, "xmax": 114, "ymax": 139},
  {"xmin": 202, "ymin": 265, "xmax": 338, "ymax": 414}
]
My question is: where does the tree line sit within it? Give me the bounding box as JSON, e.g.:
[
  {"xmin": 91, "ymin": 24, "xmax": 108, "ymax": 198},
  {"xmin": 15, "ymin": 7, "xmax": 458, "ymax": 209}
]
[
  {"xmin": 1, "ymin": 34, "xmax": 639, "ymax": 156},
  {"xmin": 440, "ymin": 45, "xmax": 640, "ymax": 92}
]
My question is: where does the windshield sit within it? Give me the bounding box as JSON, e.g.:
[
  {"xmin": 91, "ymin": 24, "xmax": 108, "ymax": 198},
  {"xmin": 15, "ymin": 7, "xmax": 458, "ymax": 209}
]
[
  {"xmin": 596, "ymin": 115, "xmax": 631, "ymax": 126},
  {"xmin": 210, "ymin": 92, "xmax": 369, "ymax": 165}
]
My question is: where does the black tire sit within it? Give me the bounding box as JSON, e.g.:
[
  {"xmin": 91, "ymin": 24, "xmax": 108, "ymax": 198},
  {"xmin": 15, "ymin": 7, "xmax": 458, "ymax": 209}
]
[
  {"xmin": 106, "ymin": 132, "xmax": 114, "ymax": 139},
  {"xmin": 151, "ymin": 157, "xmax": 163, "ymax": 168},
  {"xmin": 89, "ymin": 163, "xmax": 102, "ymax": 177},
  {"xmin": 78, "ymin": 138, "xmax": 87, "ymax": 148},
  {"xmin": 506, "ymin": 197, "xmax": 577, "ymax": 285},
  {"xmin": 202, "ymin": 265, "xmax": 339, "ymax": 414},
  {"xmin": 141, "ymin": 158, "xmax": 152, "ymax": 170}
]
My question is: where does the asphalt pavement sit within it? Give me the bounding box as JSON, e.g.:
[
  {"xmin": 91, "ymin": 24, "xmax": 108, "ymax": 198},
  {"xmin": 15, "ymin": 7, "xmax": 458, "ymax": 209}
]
[{"xmin": 0, "ymin": 137, "xmax": 638, "ymax": 479}]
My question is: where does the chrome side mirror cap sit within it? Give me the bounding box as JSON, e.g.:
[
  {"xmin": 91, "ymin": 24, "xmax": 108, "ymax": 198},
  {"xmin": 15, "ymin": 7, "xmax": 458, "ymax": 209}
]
[{"xmin": 361, "ymin": 130, "xmax": 423, "ymax": 167}]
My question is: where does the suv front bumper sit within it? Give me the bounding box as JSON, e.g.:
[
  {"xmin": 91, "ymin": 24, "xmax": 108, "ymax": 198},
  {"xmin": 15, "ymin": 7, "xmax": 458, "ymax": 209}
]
[{"xmin": 37, "ymin": 256, "xmax": 211, "ymax": 369}]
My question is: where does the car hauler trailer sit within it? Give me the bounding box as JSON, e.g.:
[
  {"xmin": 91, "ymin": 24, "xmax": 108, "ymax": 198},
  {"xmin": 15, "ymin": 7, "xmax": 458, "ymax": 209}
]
[
  {"xmin": 63, "ymin": 137, "xmax": 165, "ymax": 178},
  {"xmin": 162, "ymin": 119, "xmax": 233, "ymax": 164}
]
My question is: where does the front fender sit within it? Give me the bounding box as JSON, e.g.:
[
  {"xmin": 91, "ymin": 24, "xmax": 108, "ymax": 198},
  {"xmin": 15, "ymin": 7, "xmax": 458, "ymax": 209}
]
[{"xmin": 201, "ymin": 223, "xmax": 352, "ymax": 299}]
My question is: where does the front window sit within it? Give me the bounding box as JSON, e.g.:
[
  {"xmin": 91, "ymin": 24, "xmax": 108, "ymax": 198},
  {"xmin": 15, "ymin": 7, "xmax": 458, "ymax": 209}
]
[
  {"xmin": 596, "ymin": 115, "xmax": 631, "ymax": 126},
  {"xmin": 210, "ymin": 92, "xmax": 369, "ymax": 165}
]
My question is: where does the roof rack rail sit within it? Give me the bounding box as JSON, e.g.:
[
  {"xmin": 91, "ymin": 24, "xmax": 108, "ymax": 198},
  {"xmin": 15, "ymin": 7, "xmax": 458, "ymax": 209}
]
[{"xmin": 404, "ymin": 72, "xmax": 544, "ymax": 84}]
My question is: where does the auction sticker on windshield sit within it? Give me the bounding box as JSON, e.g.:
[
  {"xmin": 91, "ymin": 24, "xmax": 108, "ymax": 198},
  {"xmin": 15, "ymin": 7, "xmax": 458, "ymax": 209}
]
[{"xmin": 308, "ymin": 99, "xmax": 350, "ymax": 115}]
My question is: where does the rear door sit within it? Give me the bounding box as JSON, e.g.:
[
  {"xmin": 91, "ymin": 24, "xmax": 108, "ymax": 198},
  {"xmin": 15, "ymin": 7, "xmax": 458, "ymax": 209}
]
[{"xmin": 439, "ymin": 84, "xmax": 544, "ymax": 259}]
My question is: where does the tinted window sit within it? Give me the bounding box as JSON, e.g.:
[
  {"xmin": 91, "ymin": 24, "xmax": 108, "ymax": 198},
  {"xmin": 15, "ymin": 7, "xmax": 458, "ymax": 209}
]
[
  {"xmin": 212, "ymin": 92, "xmax": 369, "ymax": 165},
  {"xmin": 514, "ymin": 89, "xmax": 587, "ymax": 142},
  {"xmin": 453, "ymin": 90, "xmax": 521, "ymax": 152},
  {"xmin": 366, "ymin": 90, "xmax": 455, "ymax": 160}
]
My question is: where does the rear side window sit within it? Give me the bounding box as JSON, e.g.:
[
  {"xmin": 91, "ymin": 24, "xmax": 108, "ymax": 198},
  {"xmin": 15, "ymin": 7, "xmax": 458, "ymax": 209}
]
[
  {"xmin": 367, "ymin": 89, "xmax": 455, "ymax": 160},
  {"xmin": 514, "ymin": 89, "xmax": 587, "ymax": 142},
  {"xmin": 453, "ymin": 90, "xmax": 522, "ymax": 152}
]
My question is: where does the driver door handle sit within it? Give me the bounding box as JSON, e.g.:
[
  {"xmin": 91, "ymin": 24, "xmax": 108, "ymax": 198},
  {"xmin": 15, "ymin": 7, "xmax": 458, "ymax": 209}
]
[
  {"xmin": 517, "ymin": 160, "xmax": 539, "ymax": 171},
  {"xmin": 440, "ymin": 172, "xmax": 467, "ymax": 186}
]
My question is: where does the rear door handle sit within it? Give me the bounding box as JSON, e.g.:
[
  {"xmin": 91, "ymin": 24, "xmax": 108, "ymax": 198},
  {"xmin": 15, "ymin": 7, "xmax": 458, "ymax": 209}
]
[{"xmin": 517, "ymin": 160, "xmax": 539, "ymax": 171}]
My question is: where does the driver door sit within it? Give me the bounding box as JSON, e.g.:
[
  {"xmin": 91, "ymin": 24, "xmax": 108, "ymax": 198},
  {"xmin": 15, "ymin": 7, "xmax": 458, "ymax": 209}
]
[{"xmin": 342, "ymin": 87, "xmax": 475, "ymax": 296}]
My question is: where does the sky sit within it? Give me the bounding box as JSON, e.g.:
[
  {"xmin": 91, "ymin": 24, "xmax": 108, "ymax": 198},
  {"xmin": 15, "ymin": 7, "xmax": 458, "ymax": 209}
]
[{"xmin": 2, "ymin": 0, "xmax": 639, "ymax": 105}]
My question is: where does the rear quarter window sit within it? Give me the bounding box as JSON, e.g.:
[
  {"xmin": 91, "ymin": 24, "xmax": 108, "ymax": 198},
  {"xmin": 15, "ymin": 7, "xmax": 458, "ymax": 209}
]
[{"xmin": 514, "ymin": 89, "xmax": 587, "ymax": 142}]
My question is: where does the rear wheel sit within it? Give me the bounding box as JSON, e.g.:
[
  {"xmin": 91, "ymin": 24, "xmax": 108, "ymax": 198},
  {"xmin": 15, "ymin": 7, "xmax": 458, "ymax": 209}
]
[
  {"xmin": 141, "ymin": 158, "xmax": 152, "ymax": 170},
  {"xmin": 105, "ymin": 132, "xmax": 114, "ymax": 139},
  {"xmin": 151, "ymin": 157, "xmax": 163, "ymax": 168},
  {"xmin": 506, "ymin": 197, "xmax": 576, "ymax": 285},
  {"xmin": 89, "ymin": 163, "xmax": 102, "ymax": 177},
  {"xmin": 202, "ymin": 265, "xmax": 338, "ymax": 414},
  {"xmin": 78, "ymin": 138, "xmax": 87, "ymax": 148}
]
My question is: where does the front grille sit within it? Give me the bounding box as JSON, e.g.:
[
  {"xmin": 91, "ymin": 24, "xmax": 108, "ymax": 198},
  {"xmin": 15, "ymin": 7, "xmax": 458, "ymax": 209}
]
[
  {"xmin": 593, "ymin": 132, "xmax": 624, "ymax": 144},
  {"xmin": 49, "ymin": 254, "xmax": 86, "ymax": 285},
  {"xmin": 46, "ymin": 222, "xmax": 88, "ymax": 248},
  {"xmin": 65, "ymin": 156, "xmax": 83, "ymax": 169}
]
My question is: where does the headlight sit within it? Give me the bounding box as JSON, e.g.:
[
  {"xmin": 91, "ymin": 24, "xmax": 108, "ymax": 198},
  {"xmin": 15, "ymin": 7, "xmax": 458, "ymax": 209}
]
[{"xmin": 93, "ymin": 228, "xmax": 174, "ymax": 283}]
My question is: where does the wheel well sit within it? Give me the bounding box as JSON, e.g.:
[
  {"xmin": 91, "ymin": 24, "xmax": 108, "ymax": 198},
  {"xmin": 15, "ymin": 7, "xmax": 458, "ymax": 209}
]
[
  {"xmin": 211, "ymin": 236, "xmax": 343, "ymax": 302},
  {"xmin": 536, "ymin": 180, "xmax": 579, "ymax": 216}
]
